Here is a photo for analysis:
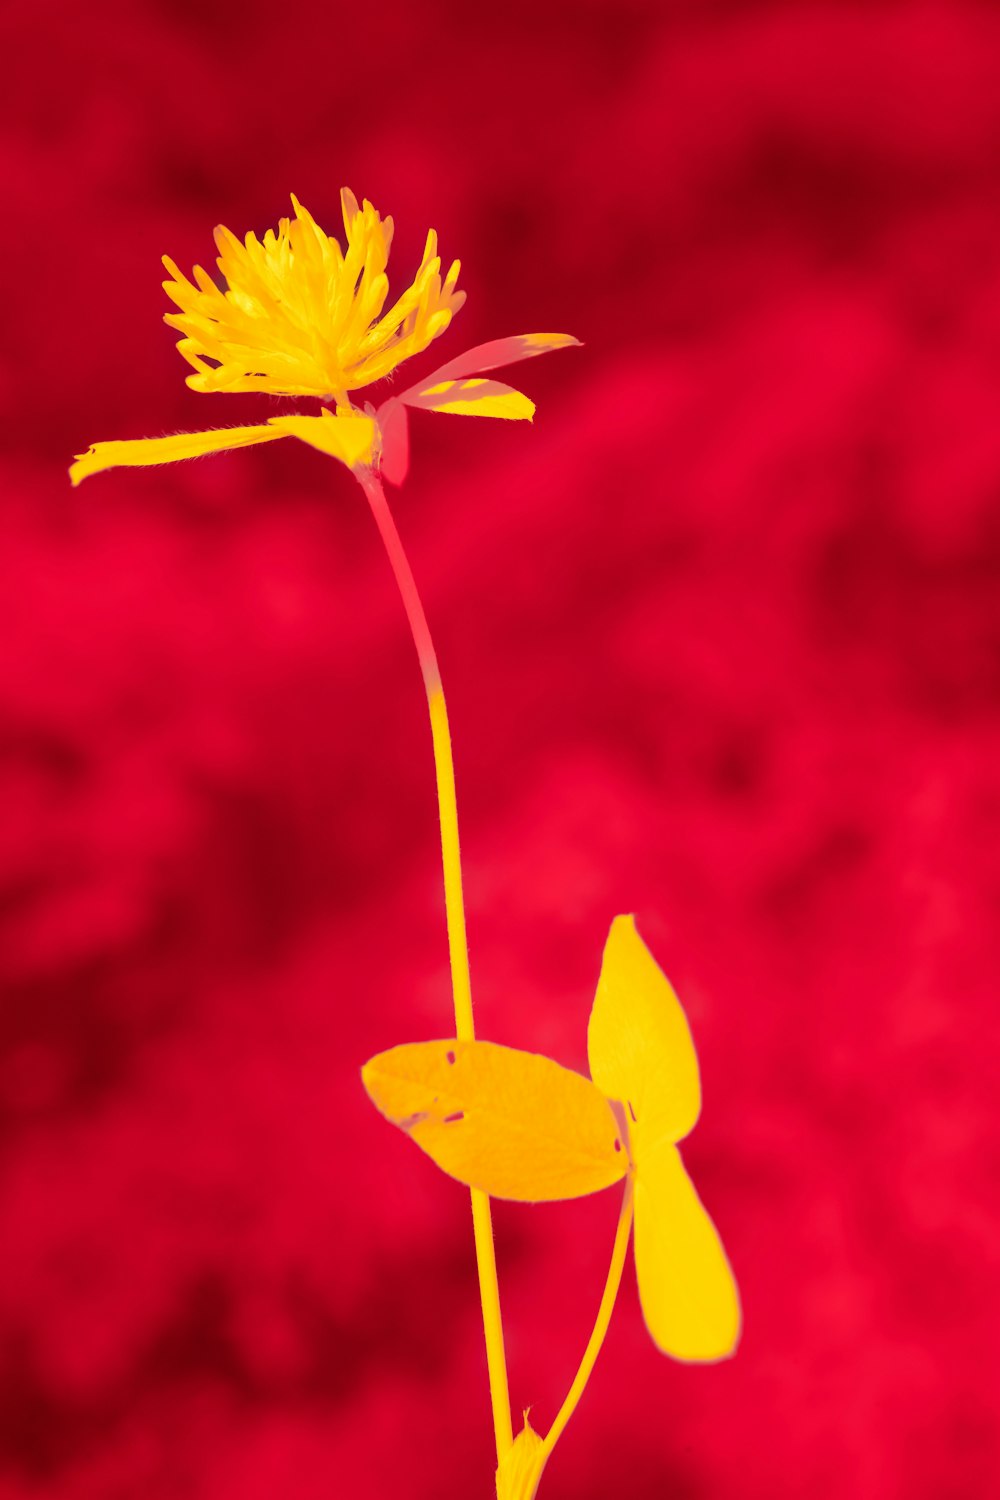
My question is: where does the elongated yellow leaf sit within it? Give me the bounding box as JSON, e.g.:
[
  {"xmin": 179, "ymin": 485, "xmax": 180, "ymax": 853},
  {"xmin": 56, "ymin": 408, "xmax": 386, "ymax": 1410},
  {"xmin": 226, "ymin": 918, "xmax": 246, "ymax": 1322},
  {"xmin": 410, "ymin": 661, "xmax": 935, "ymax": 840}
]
[
  {"xmin": 69, "ymin": 423, "xmax": 288, "ymax": 486},
  {"xmin": 634, "ymin": 1138, "xmax": 741, "ymax": 1362},
  {"xmin": 362, "ymin": 1040, "xmax": 627, "ymax": 1202},
  {"xmin": 587, "ymin": 915, "xmax": 701, "ymax": 1149}
]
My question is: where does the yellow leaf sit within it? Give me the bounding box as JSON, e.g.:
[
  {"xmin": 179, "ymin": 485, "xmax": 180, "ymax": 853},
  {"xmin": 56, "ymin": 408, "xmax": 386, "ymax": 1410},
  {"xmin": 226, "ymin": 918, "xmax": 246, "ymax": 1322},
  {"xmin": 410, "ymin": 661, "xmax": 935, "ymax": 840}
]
[
  {"xmin": 402, "ymin": 377, "xmax": 535, "ymax": 420},
  {"xmin": 362, "ymin": 1040, "xmax": 627, "ymax": 1202},
  {"xmin": 586, "ymin": 915, "xmax": 701, "ymax": 1149},
  {"xmin": 69, "ymin": 423, "xmax": 288, "ymax": 486},
  {"xmin": 634, "ymin": 1138, "xmax": 741, "ymax": 1362}
]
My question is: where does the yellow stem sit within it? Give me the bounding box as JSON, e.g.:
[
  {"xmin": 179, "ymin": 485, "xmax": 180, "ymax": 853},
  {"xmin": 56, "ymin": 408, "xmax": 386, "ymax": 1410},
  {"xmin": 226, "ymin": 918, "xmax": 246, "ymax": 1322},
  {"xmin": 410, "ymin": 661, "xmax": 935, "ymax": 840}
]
[
  {"xmin": 359, "ymin": 469, "xmax": 514, "ymax": 1461},
  {"xmin": 541, "ymin": 1175, "xmax": 635, "ymax": 1463}
]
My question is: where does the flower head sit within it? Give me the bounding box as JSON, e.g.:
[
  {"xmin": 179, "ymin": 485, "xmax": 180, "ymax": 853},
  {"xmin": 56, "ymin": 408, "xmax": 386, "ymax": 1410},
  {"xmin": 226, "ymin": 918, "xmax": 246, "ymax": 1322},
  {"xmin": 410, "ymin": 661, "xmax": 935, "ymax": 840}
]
[
  {"xmin": 362, "ymin": 916, "xmax": 742, "ymax": 1363},
  {"xmin": 69, "ymin": 191, "xmax": 578, "ymax": 487},
  {"xmin": 162, "ymin": 190, "xmax": 464, "ymax": 400}
]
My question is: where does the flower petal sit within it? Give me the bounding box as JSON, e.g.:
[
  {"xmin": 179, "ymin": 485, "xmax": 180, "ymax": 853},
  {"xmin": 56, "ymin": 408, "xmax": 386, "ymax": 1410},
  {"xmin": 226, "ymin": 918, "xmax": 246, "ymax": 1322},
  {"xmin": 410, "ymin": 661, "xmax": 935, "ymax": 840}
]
[
  {"xmin": 268, "ymin": 409, "xmax": 376, "ymax": 470},
  {"xmin": 69, "ymin": 424, "xmax": 288, "ymax": 486},
  {"xmin": 362, "ymin": 1039, "xmax": 627, "ymax": 1202},
  {"xmin": 405, "ymin": 332, "xmax": 580, "ymax": 389},
  {"xmin": 587, "ymin": 915, "xmax": 701, "ymax": 1149},
  {"xmin": 400, "ymin": 377, "xmax": 535, "ymax": 421},
  {"xmin": 634, "ymin": 1138, "xmax": 741, "ymax": 1362}
]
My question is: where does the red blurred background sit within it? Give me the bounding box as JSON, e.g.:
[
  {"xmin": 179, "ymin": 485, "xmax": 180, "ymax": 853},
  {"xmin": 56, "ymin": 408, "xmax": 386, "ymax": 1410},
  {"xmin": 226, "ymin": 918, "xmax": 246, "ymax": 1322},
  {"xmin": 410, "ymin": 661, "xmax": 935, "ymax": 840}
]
[{"xmin": 2, "ymin": 1, "xmax": 999, "ymax": 1496}]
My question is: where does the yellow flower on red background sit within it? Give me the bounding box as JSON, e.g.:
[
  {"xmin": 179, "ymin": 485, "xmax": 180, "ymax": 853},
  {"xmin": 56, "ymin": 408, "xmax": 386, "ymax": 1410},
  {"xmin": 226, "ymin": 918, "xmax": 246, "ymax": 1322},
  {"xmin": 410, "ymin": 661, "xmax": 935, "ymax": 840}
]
[
  {"xmin": 363, "ymin": 915, "xmax": 741, "ymax": 1363},
  {"xmin": 163, "ymin": 190, "xmax": 463, "ymax": 400},
  {"xmin": 69, "ymin": 191, "xmax": 578, "ymax": 487}
]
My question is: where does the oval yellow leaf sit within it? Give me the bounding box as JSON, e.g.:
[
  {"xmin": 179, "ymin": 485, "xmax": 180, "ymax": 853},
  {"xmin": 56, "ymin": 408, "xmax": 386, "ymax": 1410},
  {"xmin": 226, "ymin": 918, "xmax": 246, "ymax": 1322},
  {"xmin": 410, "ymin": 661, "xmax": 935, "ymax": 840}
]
[
  {"xmin": 404, "ymin": 377, "xmax": 535, "ymax": 421},
  {"xmin": 362, "ymin": 1039, "xmax": 627, "ymax": 1202},
  {"xmin": 634, "ymin": 1138, "xmax": 741, "ymax": 1362},
  {"xmin": 587, "ymin": 915, "xmax": 701, "ymax": 1150}
]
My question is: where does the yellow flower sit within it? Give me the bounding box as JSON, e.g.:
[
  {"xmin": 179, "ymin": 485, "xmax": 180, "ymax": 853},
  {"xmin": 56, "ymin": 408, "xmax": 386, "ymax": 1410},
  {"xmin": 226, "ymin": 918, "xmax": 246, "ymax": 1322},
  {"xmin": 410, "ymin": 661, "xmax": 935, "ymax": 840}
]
[
  {"xmin": 362, "ymin": 915, "xmax": 742, "ymax": 1364},
  {"xmin": 162, "ymin": 190, "xmax": 463, "ymax": 401},
  {"xmin": 69, "ymin": 191, "xmax": 579, "ymax": 487}
]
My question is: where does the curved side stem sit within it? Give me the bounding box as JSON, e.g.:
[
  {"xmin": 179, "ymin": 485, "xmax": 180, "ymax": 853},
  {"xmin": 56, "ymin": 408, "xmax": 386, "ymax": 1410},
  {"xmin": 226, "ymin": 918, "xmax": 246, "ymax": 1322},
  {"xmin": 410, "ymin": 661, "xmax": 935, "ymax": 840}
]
[
  {"xmin": 358, "ymin": 469, "xmax": 513, "ymax": 1461},
  {"xmin": 541, "ymin": 1175, "xmax": 635, "ymax": 1463}
]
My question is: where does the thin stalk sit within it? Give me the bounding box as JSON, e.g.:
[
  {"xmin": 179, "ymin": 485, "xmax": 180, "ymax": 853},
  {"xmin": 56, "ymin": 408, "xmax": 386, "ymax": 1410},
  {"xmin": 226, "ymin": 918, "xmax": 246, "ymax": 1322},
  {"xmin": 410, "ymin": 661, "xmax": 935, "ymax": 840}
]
[
  {"xmin": 358, "ymin": 468, "xmax": 514, "ymax": 1461},
  {"xmin": 541, "ymin": 1175, "xmax": 635, "ymax": 1462}
]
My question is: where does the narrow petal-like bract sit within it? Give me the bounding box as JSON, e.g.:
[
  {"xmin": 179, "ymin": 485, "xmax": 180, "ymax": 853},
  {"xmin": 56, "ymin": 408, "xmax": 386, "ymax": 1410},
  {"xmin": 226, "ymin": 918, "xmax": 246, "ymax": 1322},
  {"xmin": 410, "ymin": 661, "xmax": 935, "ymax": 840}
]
[
  {"xmin": 69, "ymin": 423, "xmax": 288, "ymax": 487},
  {"xmin": 587, "ymin": 915, "xmax": 701, "ymax": 1149},
  {"xmin": 633, "ymin": 1137, "xmax": 741, "ymax": 1361},
  {"xmin": 362, "ymin": 1040, "xmax": 627, "ymax": 1202}
]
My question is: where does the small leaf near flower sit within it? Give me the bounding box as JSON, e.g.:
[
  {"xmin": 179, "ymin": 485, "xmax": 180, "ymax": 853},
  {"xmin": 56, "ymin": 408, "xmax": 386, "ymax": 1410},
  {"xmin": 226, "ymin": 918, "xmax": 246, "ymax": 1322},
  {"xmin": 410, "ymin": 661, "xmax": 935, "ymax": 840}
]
[{"xmin": 402, "ymin": 377, "xmax": 535, "ymax": 421}]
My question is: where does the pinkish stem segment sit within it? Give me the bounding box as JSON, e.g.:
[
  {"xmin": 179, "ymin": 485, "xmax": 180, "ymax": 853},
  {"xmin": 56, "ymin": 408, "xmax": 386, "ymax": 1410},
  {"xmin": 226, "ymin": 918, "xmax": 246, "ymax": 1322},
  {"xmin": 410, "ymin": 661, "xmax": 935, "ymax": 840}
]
[{"xmin": 356, "ymin": 467, "xmax": 514, "ymax": 1463}]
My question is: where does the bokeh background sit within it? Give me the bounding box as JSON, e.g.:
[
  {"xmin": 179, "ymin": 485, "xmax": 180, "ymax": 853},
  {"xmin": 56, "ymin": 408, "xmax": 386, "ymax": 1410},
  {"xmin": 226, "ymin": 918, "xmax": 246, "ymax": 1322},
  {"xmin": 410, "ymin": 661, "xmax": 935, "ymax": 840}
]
[{"xmin": 2, "ymin": 1, "xmax": 999, "ymax": 1496}]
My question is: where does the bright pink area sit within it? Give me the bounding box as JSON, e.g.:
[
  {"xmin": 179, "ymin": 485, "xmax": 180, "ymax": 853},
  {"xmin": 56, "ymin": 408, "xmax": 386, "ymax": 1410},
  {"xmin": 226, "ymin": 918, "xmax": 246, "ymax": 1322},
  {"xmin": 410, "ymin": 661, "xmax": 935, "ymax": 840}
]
[{"xmin": 2, "ymin": 3, "xmax": 999, "ymax": 1497}]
